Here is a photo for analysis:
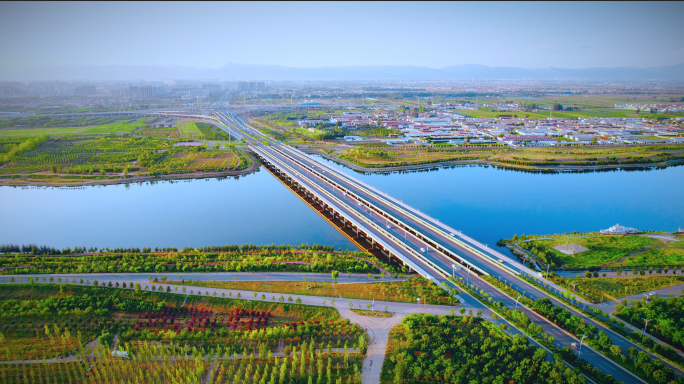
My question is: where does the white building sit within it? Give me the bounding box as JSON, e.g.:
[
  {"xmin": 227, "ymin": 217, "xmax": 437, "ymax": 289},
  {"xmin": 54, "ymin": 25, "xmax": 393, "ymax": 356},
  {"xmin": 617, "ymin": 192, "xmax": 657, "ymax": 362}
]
[{"xmin": 600, "ymin": 224, "xmax": 638, "ymax": 235}]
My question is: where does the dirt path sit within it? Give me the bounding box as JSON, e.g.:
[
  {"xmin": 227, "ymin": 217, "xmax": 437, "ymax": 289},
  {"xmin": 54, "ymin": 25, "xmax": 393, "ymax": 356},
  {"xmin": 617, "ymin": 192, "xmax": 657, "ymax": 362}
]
[{"xmin": 338, "ymin": 309, "xmax": 406, "ymax": 384}]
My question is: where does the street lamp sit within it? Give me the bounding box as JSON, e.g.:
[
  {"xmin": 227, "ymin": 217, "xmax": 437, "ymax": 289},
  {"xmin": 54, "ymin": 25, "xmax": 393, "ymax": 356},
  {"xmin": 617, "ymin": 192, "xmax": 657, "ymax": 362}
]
[
  {"xmin": 465, "ymin": 263, "xmax": 471, "ymax": 286},
  {"xmin": 514, "ymin": 295, "xmax": 522, "ymax": 310},
  {"xmin": 451, "ymin": 264, "xmax": 461, "ymax": 279},
  {"xmin": 642, "ymin": 318, "xmax": 651, "ymax": 339},
  {"xmin": 578, "ymin": 334, "xmax": 588, "ymax": 358}
]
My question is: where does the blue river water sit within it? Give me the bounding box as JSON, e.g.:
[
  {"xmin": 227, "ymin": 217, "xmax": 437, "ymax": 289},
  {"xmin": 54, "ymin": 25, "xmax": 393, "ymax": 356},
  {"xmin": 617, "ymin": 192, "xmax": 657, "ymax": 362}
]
[{"xmin": 1, "ymin": 161, "xmax": 683, "ymax": 255}]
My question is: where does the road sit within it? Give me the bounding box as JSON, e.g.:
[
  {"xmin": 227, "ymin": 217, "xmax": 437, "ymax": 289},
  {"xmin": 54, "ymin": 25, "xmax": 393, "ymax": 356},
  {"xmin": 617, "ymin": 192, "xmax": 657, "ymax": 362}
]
[
  {"xmin": 217, "ymin": 115, "xmax": 653, "ymax": 383},
  {"xmin": 2, "ymin": 277, "xmax": 578, "ymax": 384},
  {"xmin": 597, "ymin": 283, "xmax": 684, "ymax": 314},
  {"xmin": 1, "ymin": 272, "xmax": 403, "ymax": 285},
  {"xmin": 242, "ymin": 118, "xmax": 681, "ymax": 380},
  {"xmin": 158, "ymin": 108, "xmax": 674, "ymax": 382}
]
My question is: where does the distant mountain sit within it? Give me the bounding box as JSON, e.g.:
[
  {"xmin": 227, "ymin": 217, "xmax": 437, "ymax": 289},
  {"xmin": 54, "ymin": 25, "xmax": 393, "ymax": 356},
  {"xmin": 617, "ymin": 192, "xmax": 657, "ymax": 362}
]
[{"xmin": 1, "ymin": 63, "xmax": 683, "ymax": 81}]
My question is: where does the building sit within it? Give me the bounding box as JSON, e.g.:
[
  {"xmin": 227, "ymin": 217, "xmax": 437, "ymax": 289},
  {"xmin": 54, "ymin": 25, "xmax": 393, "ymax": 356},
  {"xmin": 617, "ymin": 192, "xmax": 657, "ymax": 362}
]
[
  {"xmin": 74, "ymin": 85, "xmax": 96, "ymax": 96},
  {"xmin": 202, "ymin": 84, "xmax": 222, "ymax": 95},
  {"xmin": 238, "ymin": 81, "xmax": 267, "ymax": 92},
  {"xmin": 344, "ymin": 136, "xmax": 364, "ymax": 142},
  {"xmin": 600, "ymin": 224, "xmax": 638, "ymax": 235},
  {"xmin": 138, "ymin": 86, "xmax": 157, "ymax": 99}
]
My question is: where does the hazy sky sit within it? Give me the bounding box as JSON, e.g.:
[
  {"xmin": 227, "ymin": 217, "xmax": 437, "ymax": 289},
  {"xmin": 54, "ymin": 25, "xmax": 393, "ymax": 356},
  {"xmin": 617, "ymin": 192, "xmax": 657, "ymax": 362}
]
[{"xmin": 1, "ymin": 1, "xmax": 683, "ymax": 69}]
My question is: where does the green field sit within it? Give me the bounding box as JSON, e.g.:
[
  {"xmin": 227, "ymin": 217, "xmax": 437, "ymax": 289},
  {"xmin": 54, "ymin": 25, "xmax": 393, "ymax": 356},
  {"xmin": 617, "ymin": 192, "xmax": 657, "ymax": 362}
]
[
  {"xmin": 176, "ymin": 120, "xmax": 205, "ymax": 139},
  {"xmin": 521, "ymin": 235, "xmax": 666, "ymax": 268},
  {"xmin": 79, "ymin": 118, "xmax": 149, "ymax": 134},
  {"xmin": 0, "ymin": 134, "xmax": 248, "ymax": 185},
  {"xmin": 0, "ymin": 118, "xmax": 150, "ymax": 137}
]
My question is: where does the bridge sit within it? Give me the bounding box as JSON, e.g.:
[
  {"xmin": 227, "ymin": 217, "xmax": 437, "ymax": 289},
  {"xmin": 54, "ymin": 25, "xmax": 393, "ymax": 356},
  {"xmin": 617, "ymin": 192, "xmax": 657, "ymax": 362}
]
[
  {"xmin": 209, "ymin": 109, "xmax": 682, "ymax": 384},
  {"xmin": 2, "ymin": 103, "xmax": 671, "ymax": 383}
]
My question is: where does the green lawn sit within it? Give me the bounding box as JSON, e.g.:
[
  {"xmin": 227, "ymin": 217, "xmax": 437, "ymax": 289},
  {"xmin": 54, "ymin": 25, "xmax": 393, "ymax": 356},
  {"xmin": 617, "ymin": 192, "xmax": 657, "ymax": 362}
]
[
  {"xmin": 0, "ymin": 119, "xmax": 150, "ymax": 137},
  {"xmin": 0, "ymin": 127, "xmax": 88, "ymax": 137},
  {"xmin": 80, "ymin": 118, "xmax": 148, "ymax": 134},
  {"xmin": 526, "ymin": 235, "xmax": 662, "ymax": 268},
  {"xmin": 176, "ymin": 120, "xmax": 204, "ymax": 139},
  {"xmin": 620, "ymin": 247, "xmax": 684, "ymax": 267}
]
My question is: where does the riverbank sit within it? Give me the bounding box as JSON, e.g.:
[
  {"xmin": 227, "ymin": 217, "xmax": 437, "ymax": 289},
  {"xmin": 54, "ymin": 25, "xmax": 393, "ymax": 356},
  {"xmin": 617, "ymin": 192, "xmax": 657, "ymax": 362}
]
[
  {"xmin": 0, "ymin": 151, "xmax": 260, "ymax": 187},
  {"xmin": 314, "ymin": 149, "xmax": 684, "ymax": 174}
]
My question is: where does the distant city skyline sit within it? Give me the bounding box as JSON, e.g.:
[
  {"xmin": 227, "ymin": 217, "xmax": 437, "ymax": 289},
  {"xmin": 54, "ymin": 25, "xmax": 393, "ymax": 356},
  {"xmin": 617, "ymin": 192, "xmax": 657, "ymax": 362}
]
[{"xmin": 1, "ymin": 1, "xmax": 683, "ymax": 70}]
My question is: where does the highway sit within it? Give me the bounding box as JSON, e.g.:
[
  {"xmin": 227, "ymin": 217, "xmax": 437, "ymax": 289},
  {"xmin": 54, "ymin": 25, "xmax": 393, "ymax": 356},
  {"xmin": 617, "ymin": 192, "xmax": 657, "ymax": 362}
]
[
  {"xmin": 176, "ymin": 108, "xmax": 680, "ymax": 383},
  {"xmin": 252, "ymin": 143, "xmax": 671, "ymax": 383},
  {"xmin": 211, "ymin": 112, "xmax": 662, "ymax": 383},
  {"xmin": 3, "ymin": 104, "xmax": 678, "ymax": 382}
]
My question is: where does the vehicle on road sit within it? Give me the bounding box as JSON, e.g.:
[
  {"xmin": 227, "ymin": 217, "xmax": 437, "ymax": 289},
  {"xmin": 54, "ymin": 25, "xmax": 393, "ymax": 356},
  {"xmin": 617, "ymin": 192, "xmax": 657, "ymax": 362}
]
[{"xmin": 420, "ymin": 248, "xmax": 426, "ymax": 253}]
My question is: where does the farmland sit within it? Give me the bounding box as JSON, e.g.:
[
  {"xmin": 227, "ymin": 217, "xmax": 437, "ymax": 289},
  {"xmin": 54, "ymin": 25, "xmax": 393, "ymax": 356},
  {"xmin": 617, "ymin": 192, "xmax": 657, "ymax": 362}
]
[
  {"xmin": 168, "ymin": 276, "xmax": 455, "ymax": 305},
  {"xmin": 0, "ymin": 283, "xmax": 366, "ymax": 384},
  {"xmin": 0, "ymin": 132, "xmax": 252, "ymax": 186},
  {"xmin": 176, "ymin": 120, "xmax": 204, "ymax": 139}
]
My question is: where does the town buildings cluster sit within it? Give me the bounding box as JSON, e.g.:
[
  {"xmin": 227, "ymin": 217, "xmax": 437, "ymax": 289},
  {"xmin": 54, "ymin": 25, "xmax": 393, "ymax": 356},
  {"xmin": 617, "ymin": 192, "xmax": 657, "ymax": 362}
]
[{"xmin": 298, "ymin": 104, "xmax": 684, "ymax": 146}]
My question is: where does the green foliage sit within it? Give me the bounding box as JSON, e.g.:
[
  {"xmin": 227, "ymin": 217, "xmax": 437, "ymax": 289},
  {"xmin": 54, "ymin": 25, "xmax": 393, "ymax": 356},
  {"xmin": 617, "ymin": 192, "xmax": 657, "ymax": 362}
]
[
  {"xmin": 552, "ymin": 276, "xmax": 684, "ymax": 303},
  {"xmin": 0, "ymin": 245, "xmax": 400, "ymax": 277},
  {"xmin": 176, "ymin": 120, "xmax": 204, "ymax": 139},
  {"xmin": 0, "ymin": 135, "xmax": 49, "ymax": 164},
  {"xmin": 617, "ymin": 295, "xmax": 684, "ymax": 352},
  {"xmin": 98, "ymin": 331, "xmax": 114, "ymax": 347},
  {"xmin": 381, "ymin": 314, "xmax": 585, "ymax": 384},
  {"xmin": 522, "ymin": 235, "xmax": 663, "ymax": 268},
  {"xmin": 195, "ymin": 122, "xmax": 230, "ymax": 140}
]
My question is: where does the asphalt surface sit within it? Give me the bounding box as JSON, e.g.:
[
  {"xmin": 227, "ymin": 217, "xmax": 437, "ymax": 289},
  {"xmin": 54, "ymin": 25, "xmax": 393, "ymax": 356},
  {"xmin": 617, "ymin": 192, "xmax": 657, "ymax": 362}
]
[
  {"xmin": 1, "ymin": 272, "xmax": 403, "ymax": 285},
  {"xmin": 151, "ymin": 109, "xmax": 672, "ymax": 383},
  {"xmin": 242, "ymin": 124, "xmax": 672, "ymax": 381}
]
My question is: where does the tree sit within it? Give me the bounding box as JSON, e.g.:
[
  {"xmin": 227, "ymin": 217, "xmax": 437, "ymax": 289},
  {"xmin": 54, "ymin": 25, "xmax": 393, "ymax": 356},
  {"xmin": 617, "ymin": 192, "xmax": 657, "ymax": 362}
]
[
  {"xmin": 653, "ymin": 369, "xmax": 668, "ymax": 383},
  {"xmin": 135, "ymin": 283, "xmax": 141, "ymax": 292},
  {"xmin": 610, "ymin": 345, "xmax": 622, "ymax": 358},
  {"xmin": 331, "ymin": 270, "xmax": 339, "ymax": 285},
  {"xmin": 98, "ymin": 332, "xmax": 114, "ymax": 347}
]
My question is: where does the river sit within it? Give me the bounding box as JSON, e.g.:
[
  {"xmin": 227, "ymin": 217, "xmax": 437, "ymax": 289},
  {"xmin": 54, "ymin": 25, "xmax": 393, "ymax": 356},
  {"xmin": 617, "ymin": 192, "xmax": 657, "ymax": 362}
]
[{"xmin": 1, "ymin": 160, "xmax": 683, "ymax": 256}]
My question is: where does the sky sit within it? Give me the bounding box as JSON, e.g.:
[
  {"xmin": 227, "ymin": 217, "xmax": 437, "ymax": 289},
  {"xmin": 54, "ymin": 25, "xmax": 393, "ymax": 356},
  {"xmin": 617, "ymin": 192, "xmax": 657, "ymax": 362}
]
[{"xmin": 1, "ymin": 1, "xmax": 683, "ymax": 69}]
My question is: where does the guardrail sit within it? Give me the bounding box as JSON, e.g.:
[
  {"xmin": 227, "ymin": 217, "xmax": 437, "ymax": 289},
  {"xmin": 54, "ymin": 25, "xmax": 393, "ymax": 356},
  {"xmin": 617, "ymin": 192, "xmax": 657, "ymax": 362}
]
[
  {"xmin": 251, "ymin": 144, "xmax": 487, "ymax": 291},
  {"xmin": 251, "ymin": 144, "xmax": 457, "ymax": 289},
  {"xmin": 270, "ymin": 144, "xmax": 499, "ymax": 277}
]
